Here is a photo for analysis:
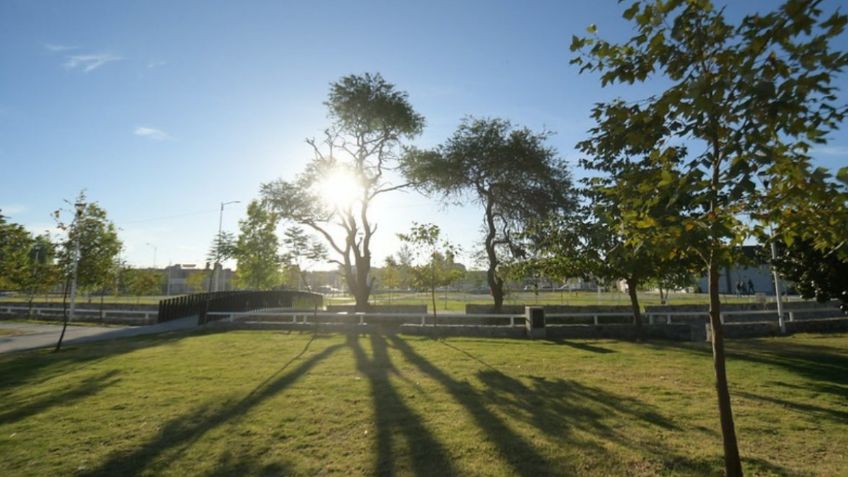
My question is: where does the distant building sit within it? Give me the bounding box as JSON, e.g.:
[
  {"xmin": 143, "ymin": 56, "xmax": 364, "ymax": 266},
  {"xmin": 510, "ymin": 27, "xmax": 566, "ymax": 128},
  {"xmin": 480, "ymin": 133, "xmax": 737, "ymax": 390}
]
[
  {"xmin": 696, "ymin": 245, "xmax": 789, "ymax": 295},
  {"xmin": 164, "ymin": 264, "xmax": 235, "ymax": 295}
]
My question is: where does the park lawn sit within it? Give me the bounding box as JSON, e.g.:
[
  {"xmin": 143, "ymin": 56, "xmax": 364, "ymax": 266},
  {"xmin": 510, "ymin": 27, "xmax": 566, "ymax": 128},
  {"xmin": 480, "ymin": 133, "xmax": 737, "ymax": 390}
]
[
  {"xmin": 344, "ymin": 290, "xmax": 766, "ymax": 311},
  {"xmin": 3, "ymin": 290, "xmax": 765, "ymax": 310},
  {"xmin": 0, "ymin": 331, "xmax": 845, "ymax": 476}
]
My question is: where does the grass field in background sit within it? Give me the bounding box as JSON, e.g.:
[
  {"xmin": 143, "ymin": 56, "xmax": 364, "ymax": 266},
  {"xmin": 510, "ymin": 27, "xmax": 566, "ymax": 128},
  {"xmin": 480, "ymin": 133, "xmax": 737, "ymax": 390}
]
[
  {"xmin": 331, "ymin": 290, "xmax": 773, "ymax": 311},
  {"xmin": 1, "ymin": 330, "xmax": 845, "ymax": 476},
  {"xmin": 3, "ymin": 290, "xmax": 786, "ymax": 311}
]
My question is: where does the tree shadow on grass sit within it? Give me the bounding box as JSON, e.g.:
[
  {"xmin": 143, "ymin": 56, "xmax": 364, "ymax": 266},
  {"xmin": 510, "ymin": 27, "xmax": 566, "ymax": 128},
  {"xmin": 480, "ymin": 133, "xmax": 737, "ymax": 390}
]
[
  {"xmin": 543, "ymin": 338, "xmax": 617, "ymax": 354},
  {"xmin": 206, "ymin": 450, "xmax": 292, "ymax": 477},
  {"xmin": 645, "ymin": 338, "xmax": 848, "ymax": 398},
  {"xmin": 79, "ymin": 336, "xmax": 342, "ymax": 477},
  {"xmin": 0, "ymin": 369, "xmax": 120, "ymax": 426},
  {"xmin": 347, "ymin": 333, "xmax": 458, "ymax": 477},
  {"xmin": 421, "ymin": 338, "xmax": 731, "ymax": 475},
  {"xmin": 734, "ymin": 390, "xmax": 848, "ymax": 421},
  {"xmin": 388, "ymin": 335, "xmax": 569, "ymax": 476},
  {"xmin": 0, "ymin": 328, "xmax": 225, "ymax": 392}
]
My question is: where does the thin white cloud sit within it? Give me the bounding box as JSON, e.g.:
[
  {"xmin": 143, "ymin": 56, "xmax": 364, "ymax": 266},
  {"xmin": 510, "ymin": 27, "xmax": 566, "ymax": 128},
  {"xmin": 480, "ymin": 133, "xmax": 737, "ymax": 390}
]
[
  {"xmin": 147, "ymin": 60, "xmax": 167, "ymax": 69},
  {"xmin": 134, "ymin": 126, "xmax": 172, "ymax": 141},
  {"xmin": 64, "ymin": 53, "xmax": 123, "ymax": 72},
  {"xmin": 43, "ymin": 43, "xmax": 78, "ymax": 52},
  {"xmin": 812, "ymin": 146, "xmax": 848, "ymax": 157},
  {"xmin": 0, "ymin": 204, "xmax": 27, "ymax": 216}
]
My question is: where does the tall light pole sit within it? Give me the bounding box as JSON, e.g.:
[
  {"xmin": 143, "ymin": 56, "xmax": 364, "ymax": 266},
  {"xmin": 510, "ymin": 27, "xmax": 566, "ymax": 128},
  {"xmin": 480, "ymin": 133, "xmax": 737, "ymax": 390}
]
[
  {"xmin": 68, "ymin": 201, "xmax": 85, "ymax": 323},
  {"xmin": 209, "ymin": 200, "xmax": 240, "ymax": 293},
  {"xmin": 145, "ymin": 242, "xmax": 158, "ymax": 269},
  {"xmin": 758, "ymin": 174, "xmax": 785, "ymax": 333}
]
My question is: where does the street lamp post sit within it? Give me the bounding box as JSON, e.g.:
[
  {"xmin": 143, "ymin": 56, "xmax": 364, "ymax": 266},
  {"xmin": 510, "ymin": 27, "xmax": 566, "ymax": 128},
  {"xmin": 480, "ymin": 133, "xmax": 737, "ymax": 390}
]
[
  {"xmin": 209, "ymin": 200, "xmax": 240, "ymax": 293},
  {"xmin": 56, "ymin": 201, "xmax": 85, "ymax": 352},
  {"xmin": 145, "ymin": 242, "xmax": 158, "ymax": 269},
  {"xmin": 758, "ymin": 174, "xmax": 786, "ymax": 333},
  {"xmin": 68, "ymin": 202, "xmax": 85, "ymax": 324}
]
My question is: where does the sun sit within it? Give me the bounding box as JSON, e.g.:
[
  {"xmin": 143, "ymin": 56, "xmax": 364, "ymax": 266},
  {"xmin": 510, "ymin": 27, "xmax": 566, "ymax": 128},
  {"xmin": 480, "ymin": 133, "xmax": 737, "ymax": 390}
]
[{"xmin": 317, "ymin": 168, "xmax": 363, "ymax": 210}]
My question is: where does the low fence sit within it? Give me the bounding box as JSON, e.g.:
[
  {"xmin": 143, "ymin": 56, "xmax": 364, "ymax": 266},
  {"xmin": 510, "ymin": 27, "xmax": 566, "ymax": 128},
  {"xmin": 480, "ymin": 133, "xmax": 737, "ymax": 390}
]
[
  {"xmin": 158, "ymin": 290, "xmax": 323, "ymax": 324},
  {"xmin": 206, "ymin": 305, "xmax": 847, "ymax": 342}
]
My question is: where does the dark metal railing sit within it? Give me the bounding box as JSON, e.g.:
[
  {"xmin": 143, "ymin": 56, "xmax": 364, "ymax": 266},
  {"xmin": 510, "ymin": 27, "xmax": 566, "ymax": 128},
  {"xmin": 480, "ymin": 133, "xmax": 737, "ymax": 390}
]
[{"xmin": 157, "ymin": 290, "xmax": 322, "ymax": 324}]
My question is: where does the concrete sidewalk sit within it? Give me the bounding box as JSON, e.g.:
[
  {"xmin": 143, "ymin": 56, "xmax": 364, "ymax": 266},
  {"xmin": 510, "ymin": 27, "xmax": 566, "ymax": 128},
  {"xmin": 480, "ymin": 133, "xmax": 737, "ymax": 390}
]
[{"xmin": 0, "ymin": 316, "xmax": 198, "ymax": 353}]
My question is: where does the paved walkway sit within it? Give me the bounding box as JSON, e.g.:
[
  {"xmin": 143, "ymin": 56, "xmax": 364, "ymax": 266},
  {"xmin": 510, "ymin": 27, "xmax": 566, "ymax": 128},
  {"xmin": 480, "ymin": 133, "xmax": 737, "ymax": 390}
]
[{"xmin": 0, "ymin": 317, "xmax": 199, "ymax": 353}]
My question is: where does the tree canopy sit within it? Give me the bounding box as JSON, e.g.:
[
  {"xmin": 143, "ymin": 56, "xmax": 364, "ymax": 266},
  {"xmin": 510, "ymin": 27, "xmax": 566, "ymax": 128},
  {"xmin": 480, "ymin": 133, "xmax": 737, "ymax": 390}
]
[
  {"xmin": 233, "ymin": 200, "xmax": 283, "ymax": 290},
  {"xmin": 400, "ymin": 117, "xmax": 576, "ymax": 311},
  {"xmin": 262, "ymin": 73, "xmax": 424, "ymax": 311},
  {"xmin": 571, "ymin": 0, "xmax": 848, "ymax": 474},
  {"xmin": 54, "ymin": 194, "xmax": 122, "ymax": 294}
]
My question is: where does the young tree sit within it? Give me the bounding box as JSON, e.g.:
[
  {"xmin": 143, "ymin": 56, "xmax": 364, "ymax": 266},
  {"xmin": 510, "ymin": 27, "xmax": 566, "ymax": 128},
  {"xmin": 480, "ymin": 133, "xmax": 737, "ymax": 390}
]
[
  {"xmin": 571, "ymin": 1, "xmax": 848, "ymax": 473},
  {"xmin": 54, "ymin": 197, "xmax": 123, "ymax": 298},
  {"xmin": 262, "ymin": 73, "xmax": 424, "ymax": 311},
  {"xmin": 53, "ymin": 193, "xmax": 122, "ymax": 350},
  {"xmin": 0, "ymin": 212, "xmax": 33, "ymax": 291},
  {"xmin": 401, "ymin": 117, "xmax": 576, "ymax": 312},
  {"xmin": 122, "ymin": 268, "xmax": 164, "ymax": 303},
  {"xmin": 582, "ymin": 161, "xmax": 703, "ymax": 336},
  {"xmin": 398, "ymin": 223, "xmax": 463, "ymax": 323},
  {"xmin": 281, "ymin": 226, "xmax": 327, "ymax": 291},
  {"xmin": 233, "ymin": 200, "xmax": 283, "ymax": 290},
  {"xmin": 186, "ymin": 269, "xmax": 209, "ymax": 293},
  {"xmin": 380, "ymin": 256, "xmax": 402, "ymax": 303},
  {"xmin": 22, "ymin": 235, "xmax": 59, "ymax": 313}
]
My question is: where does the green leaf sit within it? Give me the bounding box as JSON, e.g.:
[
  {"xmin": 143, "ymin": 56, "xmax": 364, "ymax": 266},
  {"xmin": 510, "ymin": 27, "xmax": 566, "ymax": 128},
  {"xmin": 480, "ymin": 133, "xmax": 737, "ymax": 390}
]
[{"xmin": 837, "ymin": 166, "xmax": 848, "ymax": 186}]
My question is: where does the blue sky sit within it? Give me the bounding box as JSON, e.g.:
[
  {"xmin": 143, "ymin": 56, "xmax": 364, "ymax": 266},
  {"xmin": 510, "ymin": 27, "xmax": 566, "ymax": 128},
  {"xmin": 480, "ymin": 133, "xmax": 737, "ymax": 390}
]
[{"xmin": 1, "ymin": 0, "xmax": 846, "ymax": 270}]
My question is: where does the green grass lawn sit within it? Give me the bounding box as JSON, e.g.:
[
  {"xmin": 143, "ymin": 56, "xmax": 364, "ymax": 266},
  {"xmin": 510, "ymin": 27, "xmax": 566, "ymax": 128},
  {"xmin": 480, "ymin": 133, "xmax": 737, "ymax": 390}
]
[
  {"xmin": 1, "ymin": 331, "xmax": 845, "ymax": 476},
  {"xmin": 338, "ymin": 290, "xmax": 773, "ymax": 311}
]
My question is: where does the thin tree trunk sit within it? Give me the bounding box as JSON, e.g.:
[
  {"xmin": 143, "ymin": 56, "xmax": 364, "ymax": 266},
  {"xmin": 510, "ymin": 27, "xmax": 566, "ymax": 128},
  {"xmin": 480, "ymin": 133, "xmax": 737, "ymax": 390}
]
[
  {"xmin": 709, "ymin": 262, "xmax": 743, "ymax": 476},
  {"xmin": 431, "ymin": 286, "xmax": 438, "ymax": 326},
  {"xmin": 431, "ymin": 260, "xmax": 438, "ymax": 326},
  {"xmin": 54, "ymin": 276, "xmax": 71, "ymax": 353},
  {"xmin": 626, "ymin": 276, "xmax": 643, "ymax": 341}
]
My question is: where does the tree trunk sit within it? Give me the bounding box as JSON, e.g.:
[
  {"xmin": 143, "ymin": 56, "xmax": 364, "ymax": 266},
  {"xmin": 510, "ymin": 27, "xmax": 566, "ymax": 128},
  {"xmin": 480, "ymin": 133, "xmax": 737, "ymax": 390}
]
[
  {"xmin": 483, "ymin": 194, "xmax": 504, "ymax": 312},
  {"xmin": 54, "ymin": 276, "xmax": 71, "ymax": 353},
  {"xmin": 626, "ymin": 276, "xmax": 643, "ymax": 341},
  {"xmin": 352, "ymin": 256, "xmax": 371, "ymax": 312},
  {"xmin": 708, "ymin": 260, "xmax": 743, "ymax": 477},
  {"xmin": 430, "ymin": 286, "xmax": 438, "ymax": 326}
]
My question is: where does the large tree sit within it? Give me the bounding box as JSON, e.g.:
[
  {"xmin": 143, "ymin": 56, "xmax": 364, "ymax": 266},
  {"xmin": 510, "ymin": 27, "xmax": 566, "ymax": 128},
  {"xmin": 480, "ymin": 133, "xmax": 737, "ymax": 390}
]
[
  {"xmin": 401, "ymin": 117, "xmax": 575, "ymax": 312},
  {"xmin": 571, "ymin": 1, "xmax": 848, "ymax": 474},
  {"xmin": 233, "ymin": 200, "xmax": 283, "ymax": 290},
  {"xmin": 262, "ymin": 73, "xmax": 424, "ymax": 311}
]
